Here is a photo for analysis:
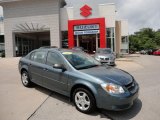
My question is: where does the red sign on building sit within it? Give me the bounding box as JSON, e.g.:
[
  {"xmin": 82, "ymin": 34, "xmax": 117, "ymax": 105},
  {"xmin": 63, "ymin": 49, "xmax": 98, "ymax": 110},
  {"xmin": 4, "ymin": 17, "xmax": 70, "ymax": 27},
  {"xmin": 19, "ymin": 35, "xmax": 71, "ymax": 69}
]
[{"xmin": 80, "ymin": 5, "xmax": 92, "ymax": 17}]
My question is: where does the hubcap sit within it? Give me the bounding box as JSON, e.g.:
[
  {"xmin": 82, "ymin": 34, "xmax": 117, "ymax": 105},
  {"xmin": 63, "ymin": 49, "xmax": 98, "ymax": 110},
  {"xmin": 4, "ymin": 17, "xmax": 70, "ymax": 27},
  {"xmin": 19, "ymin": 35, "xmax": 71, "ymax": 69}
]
[
  {"xmin": 75, "ymin": 91, "xmax": 90, "ymax": 111},
  {"xmin": 22, "ymin": 73, "xmax": 28, "ymax": 85}
]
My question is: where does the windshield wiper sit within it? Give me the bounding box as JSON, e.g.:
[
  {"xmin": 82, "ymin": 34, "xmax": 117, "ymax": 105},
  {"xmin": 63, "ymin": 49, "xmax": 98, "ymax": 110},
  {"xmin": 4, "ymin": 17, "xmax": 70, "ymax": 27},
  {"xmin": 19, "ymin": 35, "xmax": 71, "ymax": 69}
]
[{"xmin": 77, "ymin": 64, "xmax": 99, "ymax": 70}]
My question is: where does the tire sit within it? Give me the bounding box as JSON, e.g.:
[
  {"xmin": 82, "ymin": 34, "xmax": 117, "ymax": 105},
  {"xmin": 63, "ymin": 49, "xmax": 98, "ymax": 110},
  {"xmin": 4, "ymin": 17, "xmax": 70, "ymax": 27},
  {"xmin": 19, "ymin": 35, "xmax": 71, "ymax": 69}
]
[
  {"xmin": 21, "ymin": 70, "xmax": 32, "ymax": 87},
  {"xmin": 73, "ymin": 88, "xmax": 96, "ymax": 114}
]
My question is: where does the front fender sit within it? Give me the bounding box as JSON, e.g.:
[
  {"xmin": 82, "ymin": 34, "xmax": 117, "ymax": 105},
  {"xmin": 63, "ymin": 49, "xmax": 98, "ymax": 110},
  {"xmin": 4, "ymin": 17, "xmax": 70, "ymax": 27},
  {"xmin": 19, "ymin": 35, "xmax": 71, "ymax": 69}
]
[
  {"xmin": 20, "ymin": 64, "xmax": 29, "ymax": 73},
  {"xmin": 69, "ymin": 79, "xmax": 99, "ymax": 99}
]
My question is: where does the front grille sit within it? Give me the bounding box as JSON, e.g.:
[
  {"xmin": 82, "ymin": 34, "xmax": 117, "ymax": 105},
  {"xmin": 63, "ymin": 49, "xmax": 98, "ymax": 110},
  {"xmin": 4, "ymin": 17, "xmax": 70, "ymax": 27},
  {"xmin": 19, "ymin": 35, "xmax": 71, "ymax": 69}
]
[
  {"xmin": 100, "ymin": 58, "xmax": 109, "ymax": 61},
  {"xmin": 125, "ymin": 81, "xmax": 135, "ymax": 92},
  {"xmin": 100, "ymin": 58, "xmax": 104, "ymax": 60},
  {"xmin": 105, "ymin": 58, "xmax": 109, "ymax": 60}
]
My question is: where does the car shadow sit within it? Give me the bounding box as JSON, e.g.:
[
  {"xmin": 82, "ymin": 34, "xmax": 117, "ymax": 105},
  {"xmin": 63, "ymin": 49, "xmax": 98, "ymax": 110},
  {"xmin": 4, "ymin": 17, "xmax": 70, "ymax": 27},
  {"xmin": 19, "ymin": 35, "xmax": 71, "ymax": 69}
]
[
  {"xmin": 99, "ymin": 99, "xmax": 142, "ymax": 120},
  {"xmin": 33, "ymin": 85, "xmax": 142, "ymax": 120}
]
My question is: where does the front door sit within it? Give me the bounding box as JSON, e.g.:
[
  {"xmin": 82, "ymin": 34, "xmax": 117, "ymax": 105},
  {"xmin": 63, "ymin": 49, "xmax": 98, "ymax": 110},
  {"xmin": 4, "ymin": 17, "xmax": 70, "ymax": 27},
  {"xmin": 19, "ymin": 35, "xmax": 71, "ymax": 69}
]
[
  {"xmin": 78, "ymin": 34, "xmax": 97, "ymax": 53},
  {"xmin": 43, "ymin": 52, "xmax": 68, "ymax": 94}
]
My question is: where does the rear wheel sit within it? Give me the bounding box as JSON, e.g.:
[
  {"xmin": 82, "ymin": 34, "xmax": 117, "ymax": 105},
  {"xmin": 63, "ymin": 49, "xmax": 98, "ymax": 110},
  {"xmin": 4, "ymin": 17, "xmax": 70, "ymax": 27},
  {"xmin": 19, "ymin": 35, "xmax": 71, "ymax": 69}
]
[
  {"xmin": 21, "ymin": 71, "xmax": 32, "ymax": 87},
  {"xmin": 73, "ymin": 88, "xmax": 96, "ymax": 113}
]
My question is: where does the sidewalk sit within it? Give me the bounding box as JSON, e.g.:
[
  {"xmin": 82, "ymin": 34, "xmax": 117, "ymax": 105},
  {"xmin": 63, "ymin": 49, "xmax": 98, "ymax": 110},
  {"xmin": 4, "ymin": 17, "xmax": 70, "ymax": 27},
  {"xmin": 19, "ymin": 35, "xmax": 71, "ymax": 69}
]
[
  {"xmin": 116, "ymin": 54, "xmax": 140, "ymax": 62},
  {"xmin": 116, "ymin": 58, "xmax": 133, "ymax": 62}
]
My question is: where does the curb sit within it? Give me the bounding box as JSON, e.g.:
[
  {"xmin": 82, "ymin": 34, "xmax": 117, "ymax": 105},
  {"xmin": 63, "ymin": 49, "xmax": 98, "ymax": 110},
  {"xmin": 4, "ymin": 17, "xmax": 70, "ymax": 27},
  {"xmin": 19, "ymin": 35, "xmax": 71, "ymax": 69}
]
[{"xmin": 116, "ymin": 59, "xmax": 133, "ymax": 62}]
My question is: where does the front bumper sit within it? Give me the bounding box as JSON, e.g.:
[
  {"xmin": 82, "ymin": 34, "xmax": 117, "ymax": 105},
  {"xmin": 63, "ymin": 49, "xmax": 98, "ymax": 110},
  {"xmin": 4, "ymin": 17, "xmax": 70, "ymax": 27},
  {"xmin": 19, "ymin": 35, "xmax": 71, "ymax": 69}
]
[
  {"xmin": 95, "ymin": 58, "xmax": 115, "ymax": 65},
  {"xmin": 96, "ymin": 84, "xmax": 139, "ymax": 111},
  {"xmin": 96, "ymin": 59, "xmax": 115, "ymax": 66},
  {"xmin": 101, "ymin": 60, "xmax": 115, "ymax": 66}
]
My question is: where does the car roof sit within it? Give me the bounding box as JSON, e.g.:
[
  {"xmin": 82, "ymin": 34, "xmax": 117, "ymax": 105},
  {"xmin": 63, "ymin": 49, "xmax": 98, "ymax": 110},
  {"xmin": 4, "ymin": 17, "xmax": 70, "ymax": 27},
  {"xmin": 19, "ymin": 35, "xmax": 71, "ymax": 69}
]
[
  {"xmin": 96, "ymin": 48, "xmax": 111, "ymax": 50},
  {"xmin": 34, "ymin": 47, "xmax": 80, "ymax": 53}
]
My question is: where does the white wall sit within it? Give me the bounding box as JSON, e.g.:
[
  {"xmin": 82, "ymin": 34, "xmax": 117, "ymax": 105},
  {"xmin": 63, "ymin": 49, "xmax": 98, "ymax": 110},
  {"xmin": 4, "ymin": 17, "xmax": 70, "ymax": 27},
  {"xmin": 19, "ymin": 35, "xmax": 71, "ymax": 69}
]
[
  {"xmin": 121, "ymin": 20, "xmax": 129, "ymax": 36},
  {"xmin": 99, "ymin": 3, "xmax": 116, "ymax": 28},
  {"xmin": 72, "ymin": 0, "xmax": 100, "ymax": 19},
  {"xmin": 120, "ymin": 20, "xmax": 129, "ymax": 53},
  {"xmin": 121, "ymin": 43, "xmax": 129, "ymax": 50},
  {"xmin": 60, "ymin": 7, "xmax": 73, "ymax": 31},
  {"xmin": 1, "ymin": 0, "xmax": 61, "ymax": 57},
  {"xmin": 60, "ymin": 3, "xmax": 116, "ymax": 31},
  {"xmin": 0, "ymin": 21, "xmax": 4, "ymax": 35}
]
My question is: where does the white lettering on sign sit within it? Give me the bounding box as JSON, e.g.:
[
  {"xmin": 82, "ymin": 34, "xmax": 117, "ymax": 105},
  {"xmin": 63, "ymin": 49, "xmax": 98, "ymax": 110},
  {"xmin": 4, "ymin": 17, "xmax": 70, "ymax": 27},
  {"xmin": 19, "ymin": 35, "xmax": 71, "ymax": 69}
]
[
  {"xmin": 74, "ymin": 30, "xmax": 100, "ymax": 35},
  {"xmin": 74, "ymin": 24, "xmax": 99, "ymax": 31}
]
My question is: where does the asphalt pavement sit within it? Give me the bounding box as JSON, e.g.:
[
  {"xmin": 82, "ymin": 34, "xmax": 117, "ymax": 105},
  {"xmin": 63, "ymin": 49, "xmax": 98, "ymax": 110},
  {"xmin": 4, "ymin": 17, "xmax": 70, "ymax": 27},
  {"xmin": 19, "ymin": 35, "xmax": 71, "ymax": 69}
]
[{"xmin": 0, "ymin": 55, "xmax": 160, "ymax": 120}]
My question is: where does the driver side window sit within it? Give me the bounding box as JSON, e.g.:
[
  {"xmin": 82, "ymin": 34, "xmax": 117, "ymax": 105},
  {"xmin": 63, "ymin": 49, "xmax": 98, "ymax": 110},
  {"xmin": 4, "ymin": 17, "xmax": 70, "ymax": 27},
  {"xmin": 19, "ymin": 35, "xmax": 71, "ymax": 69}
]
[{"xmin": 46, "ymin": 52, "xmax": 63, "ymax": 66}]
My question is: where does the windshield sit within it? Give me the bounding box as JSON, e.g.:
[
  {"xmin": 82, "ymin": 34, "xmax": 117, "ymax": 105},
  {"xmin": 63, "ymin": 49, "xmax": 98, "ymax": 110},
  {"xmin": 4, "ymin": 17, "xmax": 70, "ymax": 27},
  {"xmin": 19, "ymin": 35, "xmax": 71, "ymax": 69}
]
[
  {"xmin": 101, "ymin": 49, "xmax": 112, "ymax": 54},
  {"xmin": 62, "ymin": 51, "xmax": 101, "ymax": 70}
]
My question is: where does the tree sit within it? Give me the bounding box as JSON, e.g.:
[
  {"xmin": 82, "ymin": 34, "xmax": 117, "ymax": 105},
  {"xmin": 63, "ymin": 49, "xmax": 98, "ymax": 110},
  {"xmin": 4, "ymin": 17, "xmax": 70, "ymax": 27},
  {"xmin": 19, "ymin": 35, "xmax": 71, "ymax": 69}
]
[{"xmin": 129, "ymin": 28, "xmax": 160, "ymax": 52}]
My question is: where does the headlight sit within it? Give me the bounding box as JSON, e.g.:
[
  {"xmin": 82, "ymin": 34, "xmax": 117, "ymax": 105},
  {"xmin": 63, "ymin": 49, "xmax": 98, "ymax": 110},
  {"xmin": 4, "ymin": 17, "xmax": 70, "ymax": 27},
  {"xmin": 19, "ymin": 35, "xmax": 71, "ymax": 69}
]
[
  {"xmin": 101, "ymin": 83, "xmax": 125, "ymax": 94},
  {"xmin": 95, "ymin": 56, "xmax": 100, "ymax": 60}
]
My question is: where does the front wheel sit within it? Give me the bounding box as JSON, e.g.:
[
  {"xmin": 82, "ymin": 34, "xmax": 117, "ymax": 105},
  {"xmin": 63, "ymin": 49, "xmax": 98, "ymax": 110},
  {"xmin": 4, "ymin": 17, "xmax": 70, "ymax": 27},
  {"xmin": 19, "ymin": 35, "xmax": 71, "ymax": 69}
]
[{"xmin": 73, "ymin": 88, "xmax": 96, "ymax": 113}]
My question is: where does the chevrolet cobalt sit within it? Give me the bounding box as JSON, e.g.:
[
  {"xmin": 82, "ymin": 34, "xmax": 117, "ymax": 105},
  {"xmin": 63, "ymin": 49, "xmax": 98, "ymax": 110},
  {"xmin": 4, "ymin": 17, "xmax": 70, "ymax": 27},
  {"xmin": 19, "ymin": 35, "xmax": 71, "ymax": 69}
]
[{"xmin": 19, "ymin": 48, "xmax": 139, "ymax": 113}]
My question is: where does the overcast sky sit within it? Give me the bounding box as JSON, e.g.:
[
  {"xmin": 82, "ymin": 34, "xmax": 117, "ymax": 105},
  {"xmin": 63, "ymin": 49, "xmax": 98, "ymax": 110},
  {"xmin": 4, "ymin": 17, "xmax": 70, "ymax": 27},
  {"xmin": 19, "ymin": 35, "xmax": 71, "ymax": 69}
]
[{"xmin": 1, "ymin": 0, "xmax": 160, "ymax": 34}]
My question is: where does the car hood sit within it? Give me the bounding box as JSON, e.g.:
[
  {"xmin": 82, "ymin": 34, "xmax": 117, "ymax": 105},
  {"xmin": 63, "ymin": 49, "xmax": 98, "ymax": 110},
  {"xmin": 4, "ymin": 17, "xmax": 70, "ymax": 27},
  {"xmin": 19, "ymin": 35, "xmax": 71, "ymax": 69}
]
[
  {"xmin": 96, "ymin": 54, "xmax": 115, "ymax": 60},
  {"xmin": 80, "ymin": 66, "xmax": 133, "ymax": 86},
  {"xmin": 96, "ymin": 53, "xmax": 113, "ymax": 57}
]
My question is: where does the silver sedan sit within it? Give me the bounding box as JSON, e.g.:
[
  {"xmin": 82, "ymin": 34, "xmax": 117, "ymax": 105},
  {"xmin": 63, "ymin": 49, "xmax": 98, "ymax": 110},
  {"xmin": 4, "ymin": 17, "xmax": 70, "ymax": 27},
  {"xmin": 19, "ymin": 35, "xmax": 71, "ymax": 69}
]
[{"xmin": 94, "ymin": 48, "xmax": 116, "ymax": 65}]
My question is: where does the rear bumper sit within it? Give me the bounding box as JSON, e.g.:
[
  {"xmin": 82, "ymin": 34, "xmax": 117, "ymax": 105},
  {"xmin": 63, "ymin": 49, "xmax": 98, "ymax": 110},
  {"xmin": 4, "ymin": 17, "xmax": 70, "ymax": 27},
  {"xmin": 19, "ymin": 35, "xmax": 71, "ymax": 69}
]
[{"xmin": 96, "ymin": 84, "xmax": 139, "ymax": 111}]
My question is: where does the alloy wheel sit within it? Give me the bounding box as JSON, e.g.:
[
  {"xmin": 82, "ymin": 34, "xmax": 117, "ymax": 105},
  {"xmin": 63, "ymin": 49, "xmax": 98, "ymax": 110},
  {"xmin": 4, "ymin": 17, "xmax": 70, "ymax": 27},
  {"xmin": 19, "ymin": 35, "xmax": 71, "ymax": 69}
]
[
  {"xmin": 22, "ymin": 72, "xmax": 29, "ymax": 86},
  {"xmin": 75, "ymin": 91, "xmax": 91, "ymax": 111}
]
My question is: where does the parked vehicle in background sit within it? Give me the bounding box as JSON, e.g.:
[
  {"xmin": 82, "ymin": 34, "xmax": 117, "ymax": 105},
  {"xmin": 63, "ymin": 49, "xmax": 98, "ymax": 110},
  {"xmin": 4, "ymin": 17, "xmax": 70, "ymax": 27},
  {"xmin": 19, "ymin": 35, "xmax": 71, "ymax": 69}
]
[
  {"xmin": 72, "ymin": 47, "xmax": 84, "ymax": 52},
  {"xmin": 19, "ymin": 48, "xmax": 139, "ymax": 113},
  {"xmin": 147, "ymin": 49, "xmax": 158, "ymax": 55},
  {"xmin": 129, "ymin": 50, "xmax": 135, "ymax": 54},
  {"xmin": 135, "ymin": 51, "xmax": 140, "ymax": 54},
  {"xmin": 94, "ymin": 48, "xmax": 115, "ymax": 66},
  {"xmin": 140, "ymin": 50, "xmax": 147, "ymax": 55},
  {"xmin": 0, "ymin": 50, "xmax": 5, "ymax": 57},
  {"xmin": 153, "ymin": 49, "xmax": 160, "ymax": 55}
]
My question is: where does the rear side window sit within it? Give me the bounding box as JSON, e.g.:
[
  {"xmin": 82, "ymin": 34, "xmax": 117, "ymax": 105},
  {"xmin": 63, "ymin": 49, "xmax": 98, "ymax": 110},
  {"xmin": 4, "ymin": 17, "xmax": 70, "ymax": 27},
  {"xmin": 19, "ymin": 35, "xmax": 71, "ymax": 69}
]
[
  {"xmin": 30, "ymin": 52, "xmax": 35, "ymax": 60},
  {"xmin": 30, "ymin": 51, "xmax": 46, "ymax": 64},
  {"xmin": 46, "ymin": 52, "xmax": 63, "ymax": 66}
]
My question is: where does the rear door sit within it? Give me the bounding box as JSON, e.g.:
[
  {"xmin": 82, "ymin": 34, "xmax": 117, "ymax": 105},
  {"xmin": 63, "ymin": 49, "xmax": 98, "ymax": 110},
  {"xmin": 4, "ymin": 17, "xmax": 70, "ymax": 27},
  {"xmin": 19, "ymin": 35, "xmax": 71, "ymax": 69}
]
[
  {"xmin": 29, "ymin": 51, "xmax": 47, "ymax": 86},
  {"xmin": 43, "ymin": 51, "xmax": 68, "ymax": 94}
]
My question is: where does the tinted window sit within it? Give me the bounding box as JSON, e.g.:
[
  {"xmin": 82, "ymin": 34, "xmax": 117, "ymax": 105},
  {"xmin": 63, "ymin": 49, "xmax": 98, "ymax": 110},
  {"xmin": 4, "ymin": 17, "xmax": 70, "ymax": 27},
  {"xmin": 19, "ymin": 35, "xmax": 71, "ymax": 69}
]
[
  {"xmin": 96, "ymin": 49, "xmax": 112, "ymax": 54},
  {"xmin": 30, "ymin": 52, "xmax": 35, "ymax": 61},
  {"xmin": 102, "ymin": 49, "xmax": 112, "ymax": 54},
  {"xmin": 46, "ymin": 52, "xmax": 63, "ymax": 66},
  {"xmin": 31, "ymin": 51, "xmax": 46, "ymax": 64}
]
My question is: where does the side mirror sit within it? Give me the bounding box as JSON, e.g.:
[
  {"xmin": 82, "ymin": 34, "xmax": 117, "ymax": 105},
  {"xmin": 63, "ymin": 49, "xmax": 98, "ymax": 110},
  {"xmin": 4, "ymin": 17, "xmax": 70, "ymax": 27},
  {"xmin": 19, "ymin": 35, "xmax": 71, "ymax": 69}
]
[{"xmin": 53, "ymin": 64, "xmax": 66, "ymax": 72}]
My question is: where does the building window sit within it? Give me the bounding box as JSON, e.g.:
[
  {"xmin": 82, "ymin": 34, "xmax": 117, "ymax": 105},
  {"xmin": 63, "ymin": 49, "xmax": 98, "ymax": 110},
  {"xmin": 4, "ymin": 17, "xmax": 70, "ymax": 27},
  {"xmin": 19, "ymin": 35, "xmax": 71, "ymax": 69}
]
[
  {"xmin": 121, "ymin": 36, "xmax": 128, "ymax": 43},
  {"xmin": 121, "ymin": 49, "xmax": 128, "ymax": 53},
  {"xmin": 106, "ymin": 28, "xmax": 115, "ymax": 51},
  {"xmin": 0, "ymin": 35, "xmax": 4, "ymax": 43},
  {"xmin": 0, "ymin": 16, "xmax": 4, "ymax": 22},
  {"xmin": 107, "ymin": 38, "xmax": 111, "ymax": 48},
  {"xmin": 62, "ymin": 31, "xmax": 68, "ymax": 48}
]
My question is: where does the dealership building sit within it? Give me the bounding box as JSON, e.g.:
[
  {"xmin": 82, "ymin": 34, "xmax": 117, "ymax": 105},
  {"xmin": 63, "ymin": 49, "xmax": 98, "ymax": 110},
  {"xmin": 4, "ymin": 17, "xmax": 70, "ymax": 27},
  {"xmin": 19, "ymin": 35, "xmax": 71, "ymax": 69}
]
[{"xmin": 0, "ymin": 0, "xmax": 129, "ymax": 57}]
